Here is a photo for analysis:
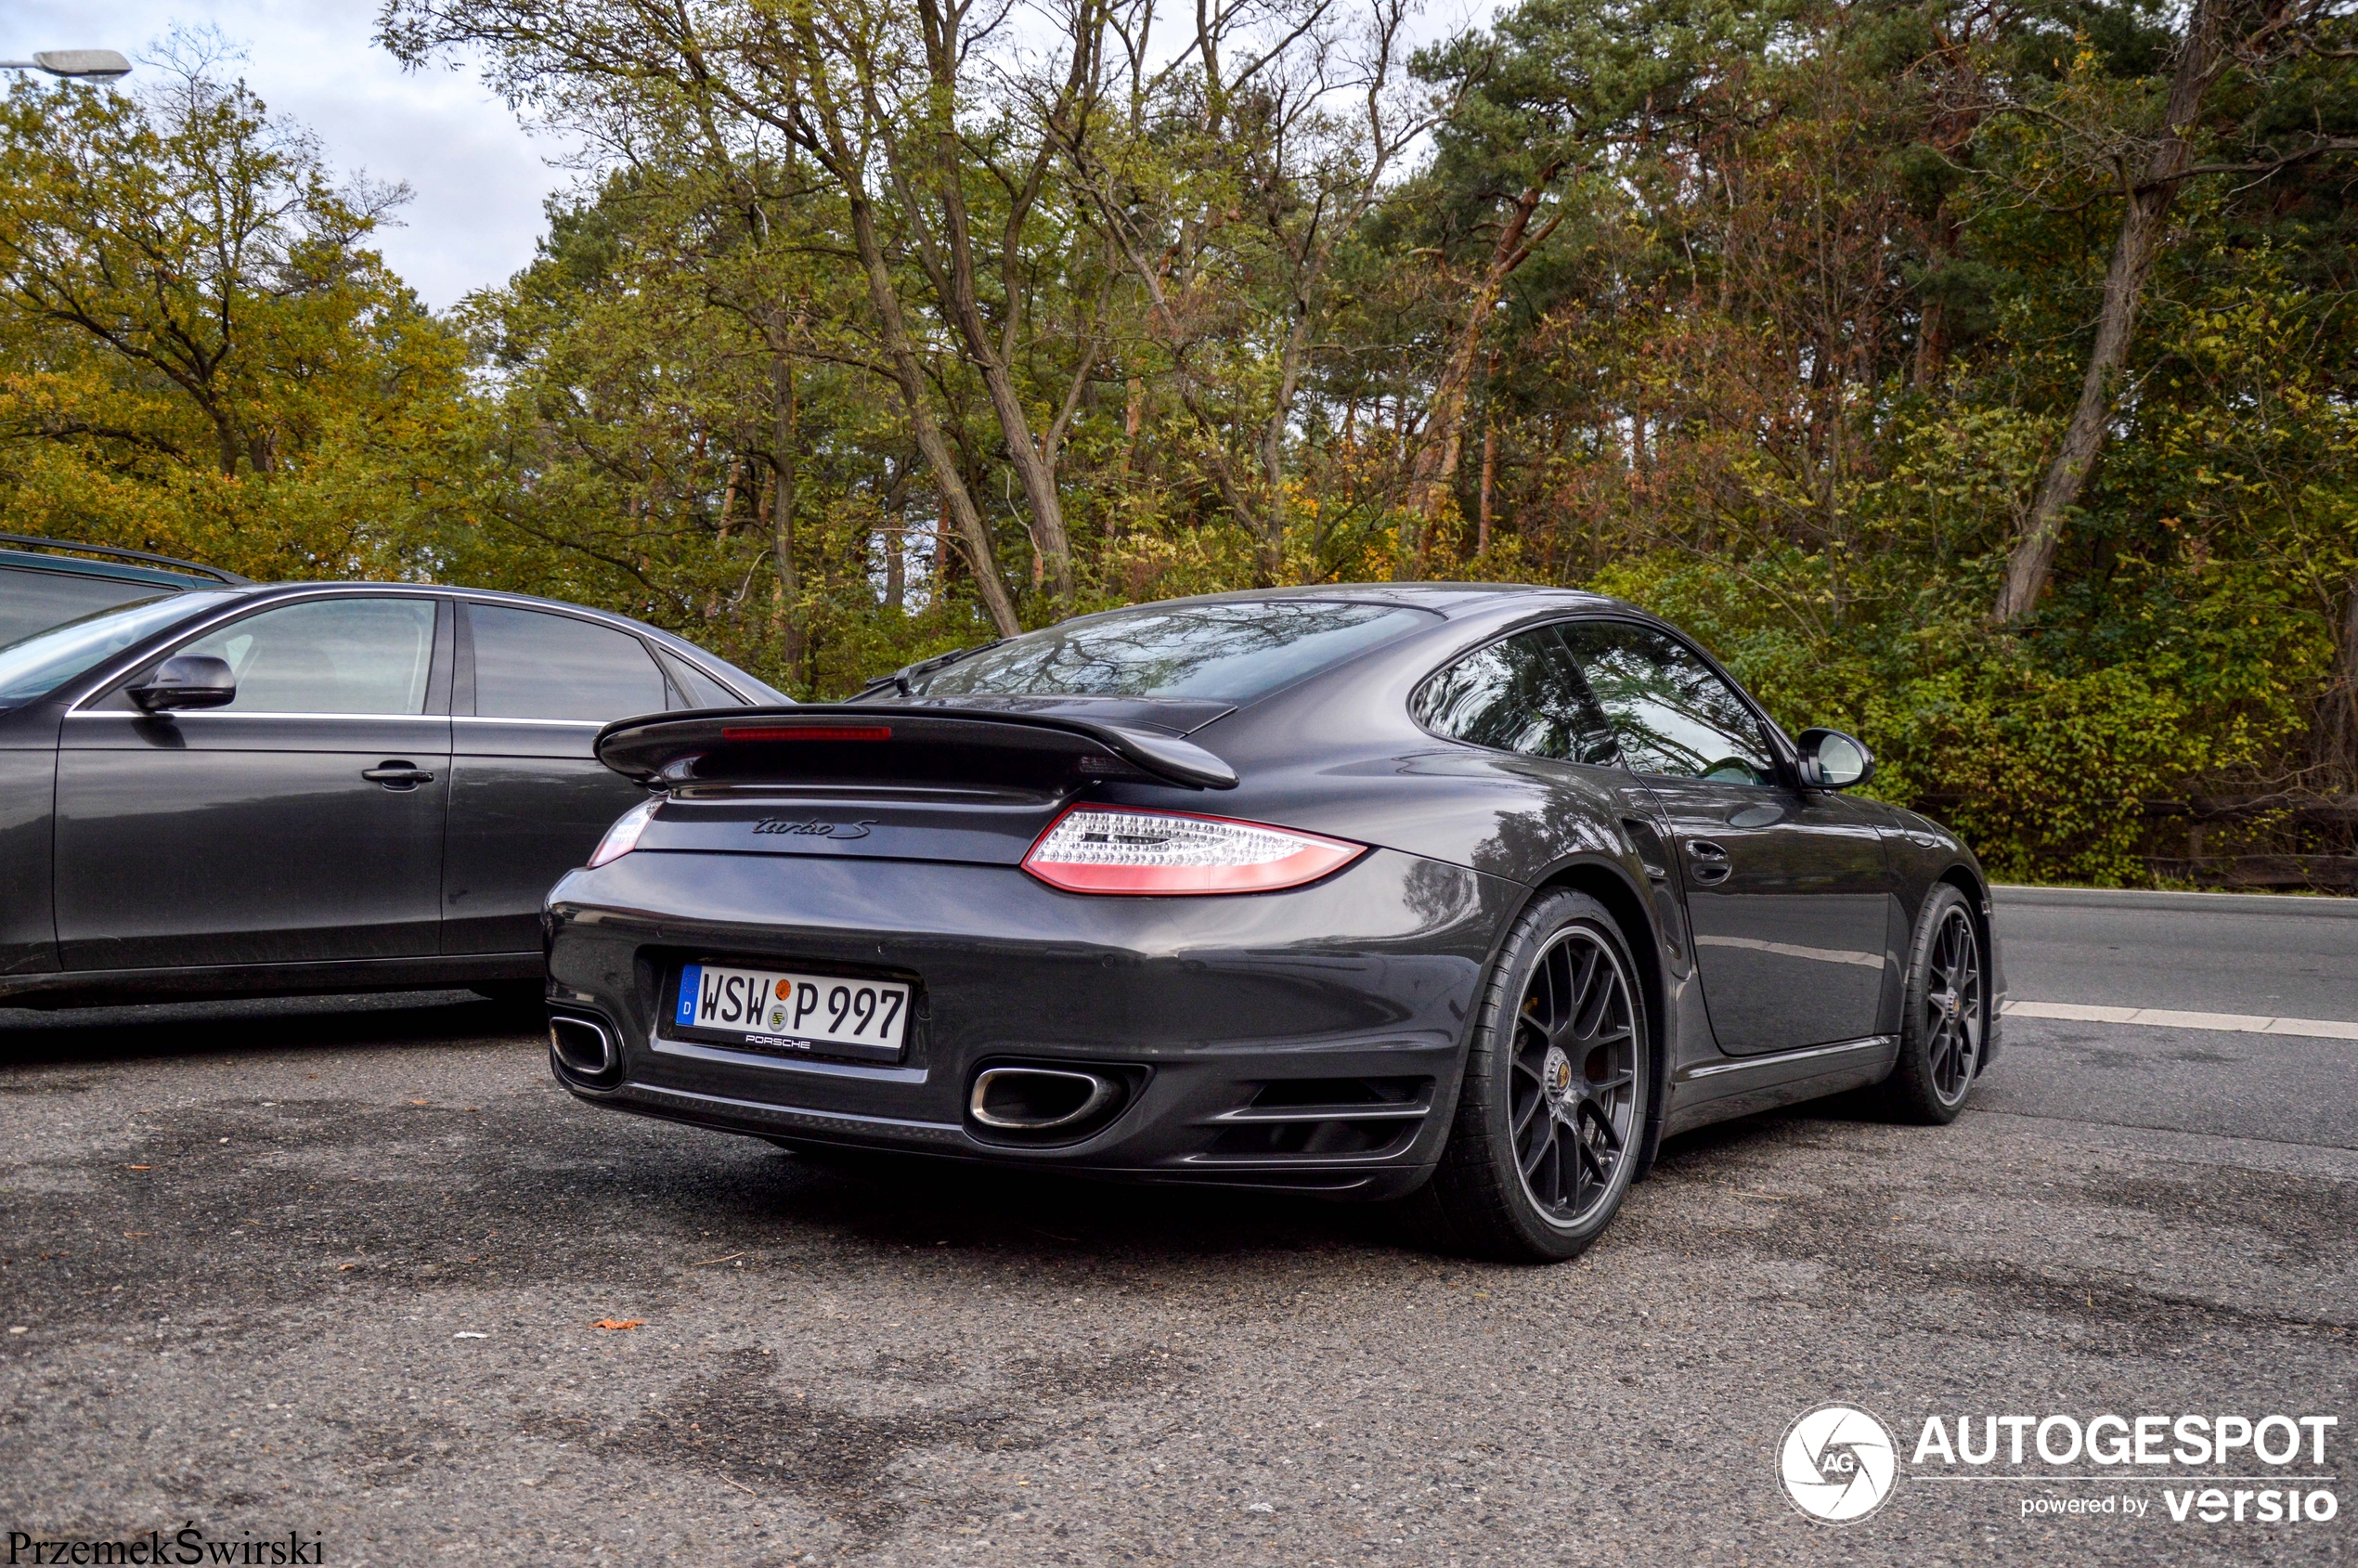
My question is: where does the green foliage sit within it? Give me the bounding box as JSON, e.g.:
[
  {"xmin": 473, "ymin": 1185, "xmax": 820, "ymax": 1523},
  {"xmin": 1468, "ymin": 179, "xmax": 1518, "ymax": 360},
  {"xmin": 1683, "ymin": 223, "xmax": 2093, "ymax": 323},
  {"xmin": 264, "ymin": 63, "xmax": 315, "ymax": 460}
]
[{"xmin": 4, "ymin": 0, "xmax": 2355, "ymax": 886}]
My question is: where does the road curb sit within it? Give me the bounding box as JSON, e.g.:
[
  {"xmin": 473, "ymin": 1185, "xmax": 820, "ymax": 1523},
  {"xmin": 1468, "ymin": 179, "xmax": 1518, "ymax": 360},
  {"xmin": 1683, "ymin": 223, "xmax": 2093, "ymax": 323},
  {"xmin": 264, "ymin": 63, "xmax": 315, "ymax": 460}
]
[{"xmin": 1994, "ymin": 884, "xmax": 2358, "ymax": 919}]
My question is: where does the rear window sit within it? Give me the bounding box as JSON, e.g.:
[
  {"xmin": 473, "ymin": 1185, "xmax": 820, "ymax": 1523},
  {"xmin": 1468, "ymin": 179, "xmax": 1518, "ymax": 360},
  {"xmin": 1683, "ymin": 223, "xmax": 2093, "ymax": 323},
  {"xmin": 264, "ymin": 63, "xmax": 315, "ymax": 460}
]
[{"xmin": 906, "ymin": 601, "xmax": 1432, "ymax": 702}]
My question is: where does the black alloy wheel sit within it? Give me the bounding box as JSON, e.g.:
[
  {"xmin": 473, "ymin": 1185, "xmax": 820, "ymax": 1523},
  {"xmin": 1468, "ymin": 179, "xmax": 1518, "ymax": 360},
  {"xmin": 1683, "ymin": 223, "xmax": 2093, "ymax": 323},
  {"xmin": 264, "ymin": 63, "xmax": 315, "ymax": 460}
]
[
  {"xmin": 1415, "ymin": 888, "xmax": 1652, "ymax": 1262},
  {"xmin": 1509, "ymin": 925, "xmax": 1641, "ymax": 1222},
  {"xmin": 1878, "ymin": 883, "xmax": 1986, "ymax": 1124}
]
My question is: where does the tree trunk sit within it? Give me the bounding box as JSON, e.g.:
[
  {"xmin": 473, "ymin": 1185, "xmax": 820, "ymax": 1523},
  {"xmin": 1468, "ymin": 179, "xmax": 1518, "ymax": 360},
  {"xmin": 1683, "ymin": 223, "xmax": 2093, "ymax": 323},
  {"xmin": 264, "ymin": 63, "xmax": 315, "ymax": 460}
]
[
  {"xmin": 1477, "ymin": 408, "xmax": 1496, "ymax": 558},
  {"xmin": 786, "ymin": 18, "xmax": 1020, "ymax": 638},
  {"xmin": 1912, "ymin": 201, "xmax": 1959, "ymax": 386},
  {"xmin": 1403, "ymin": 176, "xmax": 1563, "ymax": 544},
  {"xmin": 2314, "ymin": 574, "xmax": 2358, "ymax": 784},
  {"xmin": 768, "ymin": 354, "xmax": 805, "ymax": 674},
  {"xmin": 913, "ymin": 0, "xmax": 1080, "ymax": 602},
  {"xmin": 840, "ymin": 187, "xmax": 1020, "ymax": 638},
  {"xmin": 1994, "ymin": 0, "xmax": 2229, "ymax": 623}
]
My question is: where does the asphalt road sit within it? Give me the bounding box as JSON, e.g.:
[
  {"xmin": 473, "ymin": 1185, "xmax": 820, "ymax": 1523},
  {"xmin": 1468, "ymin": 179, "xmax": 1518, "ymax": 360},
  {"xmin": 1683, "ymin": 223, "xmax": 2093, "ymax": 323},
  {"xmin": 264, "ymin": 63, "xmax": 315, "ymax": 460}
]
[
  {"xmin": 2, "ymin": 892, "xmax": 2353, "ymax": 1566},
  {"xmin": 1995, "ymin": 885, "xmax": 2358, "ymax": 1019}
]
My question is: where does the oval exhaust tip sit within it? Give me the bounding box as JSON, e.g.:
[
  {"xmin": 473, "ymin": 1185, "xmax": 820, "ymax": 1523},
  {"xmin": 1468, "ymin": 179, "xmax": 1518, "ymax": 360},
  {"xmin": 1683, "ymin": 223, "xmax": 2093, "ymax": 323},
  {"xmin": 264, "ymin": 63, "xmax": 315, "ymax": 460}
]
[
  {"xmin": 549, "ymin": 1014, "xmax": 615, "ymax": 1078},
  {"xmin": 969, "ymin": 1067, "xmax": 1117, "ymax": 1132}
]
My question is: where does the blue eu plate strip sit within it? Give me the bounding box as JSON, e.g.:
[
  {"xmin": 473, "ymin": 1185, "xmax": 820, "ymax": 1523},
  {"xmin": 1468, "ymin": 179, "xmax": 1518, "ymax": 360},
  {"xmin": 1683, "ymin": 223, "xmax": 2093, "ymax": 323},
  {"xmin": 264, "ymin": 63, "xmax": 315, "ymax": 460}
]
[{"xmin": 675, "ymin": 964, "xmax": 703, "ymax": 1028}]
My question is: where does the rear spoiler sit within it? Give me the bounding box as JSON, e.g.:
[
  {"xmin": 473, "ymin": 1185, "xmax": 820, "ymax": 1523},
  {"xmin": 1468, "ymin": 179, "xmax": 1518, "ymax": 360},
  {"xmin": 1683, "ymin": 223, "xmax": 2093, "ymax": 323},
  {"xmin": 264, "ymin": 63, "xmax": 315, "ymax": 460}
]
[{"xmin": 594, "ymin": 705, "xmax": 1238, "ymax": 791}]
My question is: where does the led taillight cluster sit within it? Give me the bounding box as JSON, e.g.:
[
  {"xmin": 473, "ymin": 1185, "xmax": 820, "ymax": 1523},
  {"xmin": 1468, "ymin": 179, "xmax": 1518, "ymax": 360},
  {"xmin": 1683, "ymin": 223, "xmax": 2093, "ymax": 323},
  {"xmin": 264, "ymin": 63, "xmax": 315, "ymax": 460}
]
[{"xmin": 1021, "ymin": 806, "xmax": 1365, "ymax": 895}]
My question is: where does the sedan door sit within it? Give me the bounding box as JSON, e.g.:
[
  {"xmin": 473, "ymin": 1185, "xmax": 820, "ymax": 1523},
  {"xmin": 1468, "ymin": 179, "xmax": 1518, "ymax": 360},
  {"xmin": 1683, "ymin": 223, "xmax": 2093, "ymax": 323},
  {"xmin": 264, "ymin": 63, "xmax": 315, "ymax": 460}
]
[
  {"xmin": 53, "ymin": 593, "xmax": 452, "ymax": 970},
  {"xmin": 1555, "ymin": 620, "xmax": 1892, "ymax": 1055},
  {"xmin": 441, "ymin": 602, "xmax": 677, "ymax": 955}
]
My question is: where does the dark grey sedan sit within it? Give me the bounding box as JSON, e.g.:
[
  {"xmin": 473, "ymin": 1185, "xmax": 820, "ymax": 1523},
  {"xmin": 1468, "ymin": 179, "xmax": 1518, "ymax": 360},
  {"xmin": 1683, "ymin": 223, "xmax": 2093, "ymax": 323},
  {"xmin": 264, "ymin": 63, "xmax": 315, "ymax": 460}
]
[{"xmin": 0, "ymin": 583, "xmax": 784, "ymax": 1008}]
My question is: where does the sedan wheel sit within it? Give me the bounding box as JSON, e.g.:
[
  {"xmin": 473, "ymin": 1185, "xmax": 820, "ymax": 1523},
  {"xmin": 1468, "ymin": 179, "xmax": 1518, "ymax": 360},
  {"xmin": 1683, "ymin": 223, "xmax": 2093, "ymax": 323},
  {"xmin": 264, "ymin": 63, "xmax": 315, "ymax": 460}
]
[{"xmin": 1417, "ymin": 889, "xmax": 1652, "ymax": 1262}]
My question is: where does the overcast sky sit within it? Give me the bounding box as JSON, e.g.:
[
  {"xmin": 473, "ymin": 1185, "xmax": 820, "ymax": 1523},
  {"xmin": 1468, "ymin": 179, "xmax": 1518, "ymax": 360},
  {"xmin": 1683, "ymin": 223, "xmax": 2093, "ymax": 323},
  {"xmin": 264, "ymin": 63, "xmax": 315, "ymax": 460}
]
[
  {"xmin": 9, "ymin": 0, "xmax": 570, "ymax": 311},
  {"xmin": 10, "ymin": 0, "xmax": 1487, "ymax": 315}
]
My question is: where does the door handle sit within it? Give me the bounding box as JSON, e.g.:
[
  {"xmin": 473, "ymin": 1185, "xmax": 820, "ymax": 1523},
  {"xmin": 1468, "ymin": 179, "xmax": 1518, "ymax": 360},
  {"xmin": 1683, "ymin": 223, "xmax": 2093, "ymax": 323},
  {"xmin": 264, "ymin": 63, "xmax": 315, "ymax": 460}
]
[
  {"xmin": 363, "ymin": 762, "xmax": 436, "ymax": 790},
  {"xmin": 1687, "ymin": 839, "xmax": 1731, "ymax": 885}
]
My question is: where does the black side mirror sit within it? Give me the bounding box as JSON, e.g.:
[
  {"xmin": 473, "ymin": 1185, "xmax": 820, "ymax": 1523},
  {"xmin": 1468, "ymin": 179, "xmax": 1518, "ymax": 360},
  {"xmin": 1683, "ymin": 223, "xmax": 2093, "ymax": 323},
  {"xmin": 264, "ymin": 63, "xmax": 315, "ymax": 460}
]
[
  {"xmin": 1795, "ymin": 728, "xmax": 1873, "ymax": 790},
  {"xmin": 128, "ymin": 654, "xmax": 238, "ymax": 713}
]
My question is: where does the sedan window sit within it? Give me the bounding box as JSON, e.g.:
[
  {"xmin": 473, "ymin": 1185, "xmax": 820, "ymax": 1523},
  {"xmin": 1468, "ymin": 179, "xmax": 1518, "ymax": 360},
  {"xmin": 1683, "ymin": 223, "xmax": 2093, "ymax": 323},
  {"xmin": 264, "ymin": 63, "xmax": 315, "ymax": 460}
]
[
  {"xmin": 0, "ymin": 566, "xmax": 177, "ymax": 648},
  {"xmin": 1414, "ymin": 627, "xmax": 1619, "ymax": 764},
  {"xmin": 1555, "ymin": 621, "xmax": 1777, "ymax": 784},
  {"xmin": 176, "ymin": 598, "xmax": 437, "ymax": 715},
  {"xmin": 657, "ymin": 649, "xmax": 744, "ymax": 709},
  {"xmin": 0, "ymin": 591, "xmax": 238, "ymax": 710},
  {"xmin": 471, "ymin": 604, "xmax": 668, "ymax": 721}
]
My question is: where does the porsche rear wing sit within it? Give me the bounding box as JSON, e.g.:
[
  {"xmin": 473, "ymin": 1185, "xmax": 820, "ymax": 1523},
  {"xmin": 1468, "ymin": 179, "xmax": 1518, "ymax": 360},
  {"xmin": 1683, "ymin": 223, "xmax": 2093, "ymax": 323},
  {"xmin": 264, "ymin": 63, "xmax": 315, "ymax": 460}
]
[{"xmin": 594, "ymin": 705, "xmax": 1238, "ymax": 793}]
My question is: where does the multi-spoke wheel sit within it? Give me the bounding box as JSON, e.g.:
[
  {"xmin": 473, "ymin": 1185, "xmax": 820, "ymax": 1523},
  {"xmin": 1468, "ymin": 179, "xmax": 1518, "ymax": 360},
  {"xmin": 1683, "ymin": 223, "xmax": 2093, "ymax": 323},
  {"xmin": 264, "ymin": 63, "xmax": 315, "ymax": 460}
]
[
  {"xmin": 1877, "ymin": 884, "xmax": 1987, "ymax": 1124},
  {"xmin": 1508, "ymin": 926, "xmax": 1639, "ymax": 1226},
  {"xmin": 1417, "ymin": 889, "xmax": 1652, "ymax": 1262}
]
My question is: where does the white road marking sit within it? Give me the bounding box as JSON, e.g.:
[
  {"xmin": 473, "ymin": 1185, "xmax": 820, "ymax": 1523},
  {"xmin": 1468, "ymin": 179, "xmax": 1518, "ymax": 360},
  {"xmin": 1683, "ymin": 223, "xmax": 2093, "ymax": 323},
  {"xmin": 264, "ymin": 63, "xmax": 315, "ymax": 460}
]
[{"xmin": 2002, "ymin": 1000, "xmax": 2358, "ymax": 1041}]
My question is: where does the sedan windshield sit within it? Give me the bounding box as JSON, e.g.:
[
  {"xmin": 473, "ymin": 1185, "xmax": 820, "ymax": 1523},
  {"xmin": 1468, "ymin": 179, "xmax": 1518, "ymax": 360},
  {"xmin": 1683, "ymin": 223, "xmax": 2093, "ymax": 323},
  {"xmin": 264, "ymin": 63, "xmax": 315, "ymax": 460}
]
[
  {"xmin": 0, "ymin": 591, "xmax": 237, "ymax": 709},
  {"xmin": 906, "ymin": 601, "xmax": 1432, "ymax": 703}
]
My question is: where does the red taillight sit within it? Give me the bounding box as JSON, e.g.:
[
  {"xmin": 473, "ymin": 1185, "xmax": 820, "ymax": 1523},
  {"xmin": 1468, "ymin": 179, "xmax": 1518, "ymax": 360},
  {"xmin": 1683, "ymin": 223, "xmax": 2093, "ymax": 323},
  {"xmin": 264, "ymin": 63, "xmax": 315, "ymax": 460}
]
[
  {"xmin": 720, "ymin": 724, "xmax": 892, "ymax": 743},
  {"xmin": 1022, "ymin": 806, "xmax": 1366, "ymax": 895}
]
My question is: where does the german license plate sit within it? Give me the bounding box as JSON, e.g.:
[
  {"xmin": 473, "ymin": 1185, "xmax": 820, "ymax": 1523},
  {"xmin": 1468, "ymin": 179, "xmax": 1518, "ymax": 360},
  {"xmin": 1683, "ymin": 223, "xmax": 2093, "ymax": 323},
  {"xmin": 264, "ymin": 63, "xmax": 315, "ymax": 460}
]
[{"xmin": 671, "ymin": 962, "xmax": 910, "ymax": 1062}]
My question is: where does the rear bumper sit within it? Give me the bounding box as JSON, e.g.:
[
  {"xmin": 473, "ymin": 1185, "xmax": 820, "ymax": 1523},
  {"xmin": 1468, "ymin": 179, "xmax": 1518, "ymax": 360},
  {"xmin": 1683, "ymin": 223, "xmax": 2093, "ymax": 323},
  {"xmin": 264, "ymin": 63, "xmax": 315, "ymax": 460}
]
[{"xmin": 543, "ymin": 847, "xmax": 1521, "ymax": 1197}]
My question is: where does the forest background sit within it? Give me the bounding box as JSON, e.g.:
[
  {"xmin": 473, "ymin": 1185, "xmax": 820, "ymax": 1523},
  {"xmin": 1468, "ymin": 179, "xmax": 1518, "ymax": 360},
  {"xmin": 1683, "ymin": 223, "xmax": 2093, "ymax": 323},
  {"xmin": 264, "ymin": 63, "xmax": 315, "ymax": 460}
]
[{"xmin": 1, "ymin": 0, "xmax": 2353, "ymax": 887}]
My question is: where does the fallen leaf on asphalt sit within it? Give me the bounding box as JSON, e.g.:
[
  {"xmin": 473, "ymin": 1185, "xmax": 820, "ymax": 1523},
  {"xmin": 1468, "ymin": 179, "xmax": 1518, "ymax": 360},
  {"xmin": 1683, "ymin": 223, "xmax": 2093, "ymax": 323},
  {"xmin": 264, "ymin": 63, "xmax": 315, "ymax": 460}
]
[
  {"xmin": 338, "ymin": 1263, "xmax": 358, "ymax": 1271},
  {"xmin": 593, "ymin": 1318, "xmax": 645, "ymax": 1331},
  {"xmin": 409, "ymin": 1099, "xmax": 429, "ymax": 1107}
]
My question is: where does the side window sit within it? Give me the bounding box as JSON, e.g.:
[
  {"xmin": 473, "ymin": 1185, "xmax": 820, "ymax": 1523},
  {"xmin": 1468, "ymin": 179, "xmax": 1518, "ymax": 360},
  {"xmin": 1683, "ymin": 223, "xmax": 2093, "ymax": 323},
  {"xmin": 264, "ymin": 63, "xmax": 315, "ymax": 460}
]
[
  {"xmin": 173, "ymin": 598, "xmax": 435, "ymax": 715},
  {"xmin": 1555, "ymin": 621, "xmax": 1777, "ymax": 785},
  {"xmin": 1414, "ymin": 627, "xmax": 1618, "ymax": 764},
  {"xmin": 657, "ymin": 650, "xmax": 745, "ymax": 709},
  {"xmin": 470, "ymin": 605, "xmax": 667, "ymax": 721}
]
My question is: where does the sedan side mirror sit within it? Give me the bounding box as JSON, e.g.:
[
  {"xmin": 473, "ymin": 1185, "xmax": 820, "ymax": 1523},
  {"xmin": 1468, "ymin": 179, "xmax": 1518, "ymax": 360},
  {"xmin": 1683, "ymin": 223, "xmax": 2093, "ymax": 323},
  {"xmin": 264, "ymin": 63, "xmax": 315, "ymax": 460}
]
[
  {"xmin": 1795, "ymin": 728, "xmax": 1873, "ymax": 790},
  {"xmin": 128, "ymin": 654, "xmax": 238, "ymax": 713}
]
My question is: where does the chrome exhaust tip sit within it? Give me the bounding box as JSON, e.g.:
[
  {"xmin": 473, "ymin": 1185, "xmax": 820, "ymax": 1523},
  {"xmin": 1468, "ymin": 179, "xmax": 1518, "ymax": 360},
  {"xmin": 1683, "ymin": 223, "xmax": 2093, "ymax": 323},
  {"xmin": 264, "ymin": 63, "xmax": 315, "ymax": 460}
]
[
  {"xmin": 968, "ymin": 1066, "xmax": 1119, "ymax": 1134},
  {"xmin": 549, "ymin": 1013, "xmax": 617, "ymax": 1080}
]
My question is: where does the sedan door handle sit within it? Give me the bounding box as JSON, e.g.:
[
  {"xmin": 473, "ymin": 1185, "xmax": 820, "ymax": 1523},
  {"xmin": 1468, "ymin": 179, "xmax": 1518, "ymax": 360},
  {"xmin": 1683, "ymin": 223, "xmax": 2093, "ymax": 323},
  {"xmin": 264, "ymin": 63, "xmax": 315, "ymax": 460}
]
[{"xmin": 362, "ymin": 762, "xmax": 436, "ymax": 790}]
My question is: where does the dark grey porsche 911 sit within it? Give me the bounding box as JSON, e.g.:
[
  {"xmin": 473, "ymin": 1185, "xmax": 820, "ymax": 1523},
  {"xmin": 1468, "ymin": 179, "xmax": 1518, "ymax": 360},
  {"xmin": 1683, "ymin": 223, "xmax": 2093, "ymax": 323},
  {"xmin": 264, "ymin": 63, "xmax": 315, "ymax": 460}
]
[{"xmin": 545, "ymin": 584, "xmax": 2002, "ymax": 1262}]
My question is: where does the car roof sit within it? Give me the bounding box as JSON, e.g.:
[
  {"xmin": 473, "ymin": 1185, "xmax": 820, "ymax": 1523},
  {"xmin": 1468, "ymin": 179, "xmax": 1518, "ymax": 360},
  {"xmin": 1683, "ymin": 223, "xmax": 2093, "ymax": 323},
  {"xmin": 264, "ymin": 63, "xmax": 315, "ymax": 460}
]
[
  {"xmin": 0, "ymin": 534, "xmax": 247, "ymax": 590},
  {"xmin": 1052, "ymin": 581, "xmax": 1627, "ymax": 623}
]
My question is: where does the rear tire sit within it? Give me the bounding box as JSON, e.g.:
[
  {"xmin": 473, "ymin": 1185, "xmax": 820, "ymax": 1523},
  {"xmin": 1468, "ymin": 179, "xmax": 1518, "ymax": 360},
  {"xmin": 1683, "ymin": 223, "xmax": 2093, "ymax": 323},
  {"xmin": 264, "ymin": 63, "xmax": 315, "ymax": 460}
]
[
  {"xmin": 1876, "ymin": 884, "xmax": 1987, "ymax": 1124},
  {"xmin": 1417, "ymin": 890, "xmax": 1652, "ymax": 1263}
]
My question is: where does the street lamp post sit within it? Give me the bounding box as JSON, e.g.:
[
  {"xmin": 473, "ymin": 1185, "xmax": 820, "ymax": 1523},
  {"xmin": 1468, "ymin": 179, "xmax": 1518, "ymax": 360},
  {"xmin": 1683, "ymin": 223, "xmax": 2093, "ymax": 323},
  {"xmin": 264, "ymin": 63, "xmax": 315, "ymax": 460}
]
[{"xmin": 0, "ymin": 50, "xmax": 131, "ymax": 83}]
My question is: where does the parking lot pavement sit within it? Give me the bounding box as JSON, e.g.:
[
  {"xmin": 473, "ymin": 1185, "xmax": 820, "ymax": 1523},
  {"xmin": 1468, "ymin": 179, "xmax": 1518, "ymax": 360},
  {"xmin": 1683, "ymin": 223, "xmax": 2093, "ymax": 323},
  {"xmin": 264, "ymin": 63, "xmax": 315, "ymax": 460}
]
[{"xmin": 1, "ymin": 995, "xmax": 2352, "ymax": 1567}]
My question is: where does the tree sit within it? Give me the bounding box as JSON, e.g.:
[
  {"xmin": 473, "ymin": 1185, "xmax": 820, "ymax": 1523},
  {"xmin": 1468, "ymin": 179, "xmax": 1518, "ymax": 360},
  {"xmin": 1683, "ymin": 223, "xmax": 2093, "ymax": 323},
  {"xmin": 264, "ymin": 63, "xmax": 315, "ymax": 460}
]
[
  {"xmin": 382, "ymin": 0, "xmax": 1150, "ymax": 630},
  {"xmin": 0, "ymin": 35, "xmax": 472, "ymax": 577},
  {"xmin": 1994, "ymin": 0, "xmax": 2358, "ymax": 622}
]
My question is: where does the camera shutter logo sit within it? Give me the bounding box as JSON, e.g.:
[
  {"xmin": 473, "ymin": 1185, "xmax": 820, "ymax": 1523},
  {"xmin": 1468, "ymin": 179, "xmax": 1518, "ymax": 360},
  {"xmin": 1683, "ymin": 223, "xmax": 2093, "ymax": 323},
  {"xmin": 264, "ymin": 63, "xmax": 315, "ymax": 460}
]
[{"xmin": 1780, "ymin": 1403, "xmax": 1898, "ymax": 1523}]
